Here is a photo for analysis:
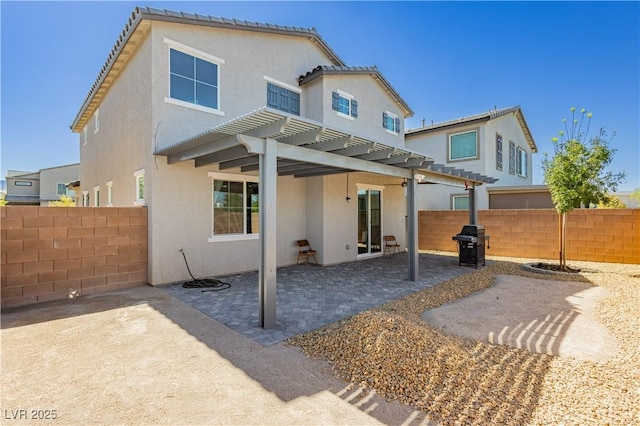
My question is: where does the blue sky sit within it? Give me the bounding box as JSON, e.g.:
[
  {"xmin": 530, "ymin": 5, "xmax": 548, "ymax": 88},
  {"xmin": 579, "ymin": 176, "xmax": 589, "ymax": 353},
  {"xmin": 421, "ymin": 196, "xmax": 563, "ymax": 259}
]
[{"xmin": 2, "ymin": 1, "xmax": 638, "ymax": 191}]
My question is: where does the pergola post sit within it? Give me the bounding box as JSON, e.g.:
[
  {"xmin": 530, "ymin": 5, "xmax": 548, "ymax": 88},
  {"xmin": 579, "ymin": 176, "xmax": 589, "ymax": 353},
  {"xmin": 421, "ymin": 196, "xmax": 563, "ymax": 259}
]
[
  {"xmin": 407, "ymin": 171, "xmax": 419, "ymax": 281},
  {"xmin": 259, "ymin": 139, "xmax": 277, "ymax": 328},
  {"xmin": 468, "ymin": 182, "xmax": 477, "ymax": 224}
]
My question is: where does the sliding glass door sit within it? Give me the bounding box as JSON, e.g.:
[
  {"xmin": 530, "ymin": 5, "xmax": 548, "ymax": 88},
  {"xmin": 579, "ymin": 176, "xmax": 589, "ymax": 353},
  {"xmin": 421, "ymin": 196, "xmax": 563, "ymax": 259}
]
[{"xmin": 357, "ymin": 186, "xmax": 382, "ymax": 256}]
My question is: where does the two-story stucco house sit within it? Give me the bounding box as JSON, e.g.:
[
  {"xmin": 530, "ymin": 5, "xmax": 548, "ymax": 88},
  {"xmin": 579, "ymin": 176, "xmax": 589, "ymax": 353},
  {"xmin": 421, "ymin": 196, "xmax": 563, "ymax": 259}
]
[
  {"xmin": 70, "ymin": 7, "xmax": 495, "ymax": 327},
  {"xmin": 4, "ymin": 163, "xmax": 78, "ymax": 206},
  {"xmin": 405, "ymin": 106, "xmax": 537, "ymax": 211}
]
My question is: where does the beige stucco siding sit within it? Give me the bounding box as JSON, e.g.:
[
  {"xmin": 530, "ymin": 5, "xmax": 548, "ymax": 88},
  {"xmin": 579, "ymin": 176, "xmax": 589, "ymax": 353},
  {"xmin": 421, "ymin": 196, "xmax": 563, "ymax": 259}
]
[
  {"xmin": 39, "ymin": 164, "xmax": 79, "ymax": 204},
  {"xmin": 79, "ymin": 31, "xmax": 153, "ymax": 208},
  {"xmin": 319, "ymin": 172, "xmax": 407, "ymax": 265},
  {"xmin": 318, "ymin": 75, "xmax": 406, "ymax": 148},
  {"xmin": 150, "ymin": 21, "xmax": 334, "ymax": 150},
  {"xmin": 484, "ymin": 114, "xmax": 533, "ymax": 185}
]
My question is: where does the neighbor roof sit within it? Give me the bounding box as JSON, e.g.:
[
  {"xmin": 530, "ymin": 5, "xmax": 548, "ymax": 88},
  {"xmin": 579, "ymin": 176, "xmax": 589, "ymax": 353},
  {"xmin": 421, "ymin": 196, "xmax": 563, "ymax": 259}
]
[
  {"xmin": 298, "ymin": 65, "xmax": 414, "ymax": 117},
  {"xmin": 71, "ymin": 6, "xmax": 346, "ymax": 132},
  {"xmin": 405, "ymin": 106, "xmax": 537, "ymax": 152}
]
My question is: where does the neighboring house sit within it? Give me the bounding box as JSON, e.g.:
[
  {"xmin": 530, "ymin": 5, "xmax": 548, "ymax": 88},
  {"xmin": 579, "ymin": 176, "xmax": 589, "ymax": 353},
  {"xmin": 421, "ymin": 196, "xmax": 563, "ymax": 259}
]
[
  {"xmin": 404, "ymin": 106, "xmax": 537, "ymax": 211},
  {"xmin": 70, "ymin": 7, "xmax": 495, "ymax": 326},
  {"xmin": 611, "ymin": 191, "xmax": 640, "ymax": 209},
  {"xmin": 4, "ymin": 164, "xmax": 78, "ymax": 206},
  {"xmin": 487, "ymin": 185, "xmax": 553, "ymax": 209},
  {"xmin": 487, "ymin": 185, "xmax": 639, "ymax": 209}
]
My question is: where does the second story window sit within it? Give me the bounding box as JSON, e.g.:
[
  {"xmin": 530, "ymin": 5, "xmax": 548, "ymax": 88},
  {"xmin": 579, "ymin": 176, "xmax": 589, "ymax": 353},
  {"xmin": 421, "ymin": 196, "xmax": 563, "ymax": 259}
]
[
  {"xmin": 57, "ymin": 183, "xmax": 67, "ymax": 196},
  {"xmin": 169, "ymin": 48, "xmax": 219, "ymax": 110},
  {"xmin": 449, "ymin": 130, "xmax": 478, "ymax": 161},
  {"xmin": 516, "ymin": 147, "xmax": 528, "ymax": 177},
  {"xmin": 332, "ymin": 90, "xmax": 358, "ymax": 119},
  {"xmin": 383, "ymin": 112, "xmax": 400, "ymax": 134},
  {"xmin": 496, "ymin": 134, "xmax": 503, "ymax": 171},
  {"xmin": 94, "ymin": 108, "xmax": 100, "ymax": 134},
  {"xmin": 266, "ymin": 82, "xmax": 300, "ymax": 116},
  {"xmin": 509, "ymin": 141, "xmax": 516, "ymax": 174}
]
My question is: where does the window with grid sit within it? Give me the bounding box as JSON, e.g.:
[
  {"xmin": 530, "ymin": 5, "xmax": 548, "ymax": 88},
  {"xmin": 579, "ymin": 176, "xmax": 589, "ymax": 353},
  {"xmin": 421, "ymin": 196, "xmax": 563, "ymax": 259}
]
[
  {"xmin": 169, "ymin": 48, "xmax": 219, "ymax": 110},
  {"xmin": 383, "ymin": 112, "xmax": 401, "ymax": 133},
  {"xmin": 332, "ymin": 91, "xmax": 358, "ymax": 118},
  {"xmin": 213, "ymin": 179, "xmax": 259, "ymax": 236}
]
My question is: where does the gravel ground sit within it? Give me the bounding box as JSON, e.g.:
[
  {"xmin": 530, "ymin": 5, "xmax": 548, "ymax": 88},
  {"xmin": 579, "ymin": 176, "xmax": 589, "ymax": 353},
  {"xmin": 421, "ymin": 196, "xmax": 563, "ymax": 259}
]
[{"xmin": 287, "ymin": 253, "xmax": 640, "ymax": 425}]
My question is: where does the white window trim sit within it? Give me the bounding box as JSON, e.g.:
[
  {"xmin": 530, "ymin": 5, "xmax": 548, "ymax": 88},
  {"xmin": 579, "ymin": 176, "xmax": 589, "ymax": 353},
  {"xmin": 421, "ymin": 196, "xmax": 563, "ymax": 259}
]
[
  {"xmin": 448, "ymin": 129, "xmax": 479, "ymax": 162},
  {"xmin": 163, "ymin": 37, "xmax": 226, "ymax": 64},
  {"xmin": 83, "ymin": 126, "xmax": 87, "ymax": 146},
  {"xmin": 164, "ymin": 37, "xmax": 225, "ymax": 116},
  {"xmin": 335, "ymin": 89, "xmax": 355, "ymax": 120},
  {"xmin": 164, "ymin": 97, "xmax": 226, "ymax": 116},
  {"xmin": 82, "ymin": 190, "xmax": 89, "ymax": 207},
  {"xmin": 208, "ymin": 171, "xmax": 260, "ymax": 243},
  {"xmin": 93, "ymin": 185, "xmax": 100, "ymax": 207},
  {"xmin": 336, "ymin": 89, "xmax": 354, "ymax": 100},
  {"xmin": 93, "ymin": 108, "xmax": 100, "ymax": 134},
  {"xmin": 383, "ymin": 110, "xmax": 399, "ymax": 135},
  {"xmin": 134, "ymin": 169, "xmax": 145, "ymax": 206},
  {"xmin": 263, "ymin": 76, "xmax": 302, "ymax": 93},
  {"xmin": 106, "ymin": 180, "xmax": 113, "ymax": 207}
]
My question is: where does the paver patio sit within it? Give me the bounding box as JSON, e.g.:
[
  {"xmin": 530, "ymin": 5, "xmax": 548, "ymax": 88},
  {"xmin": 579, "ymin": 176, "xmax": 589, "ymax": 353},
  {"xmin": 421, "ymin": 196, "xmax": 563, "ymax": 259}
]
[{"xmin": 161, "ymin": 252, "xmax": 475, "ymax": 345}]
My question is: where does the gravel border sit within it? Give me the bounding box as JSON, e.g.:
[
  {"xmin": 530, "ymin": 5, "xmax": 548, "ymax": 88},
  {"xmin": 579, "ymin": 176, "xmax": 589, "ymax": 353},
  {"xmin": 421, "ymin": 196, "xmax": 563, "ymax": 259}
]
[{"xmin": 287, "ymin": 253, "xmax": 640, "ymax": 425}]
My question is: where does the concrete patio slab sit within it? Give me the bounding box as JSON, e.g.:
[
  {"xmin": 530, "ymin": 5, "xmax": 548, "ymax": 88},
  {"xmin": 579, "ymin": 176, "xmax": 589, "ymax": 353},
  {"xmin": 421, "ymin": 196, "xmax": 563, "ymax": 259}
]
[{"xmin": 1, "ymin": 286, "xmax": 431, "ymax": 425}]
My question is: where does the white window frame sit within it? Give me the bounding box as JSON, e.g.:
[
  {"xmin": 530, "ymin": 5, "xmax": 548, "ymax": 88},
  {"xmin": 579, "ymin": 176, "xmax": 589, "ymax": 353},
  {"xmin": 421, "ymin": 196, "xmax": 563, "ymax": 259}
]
[
  {"xmin": 134, "ymin": 169, "xmax": 145, "ymax": 206},
  {"xmin": 452, "ymin": 195, "xmax": 470, "ymax": 210},
  {"xmin": 163, "ymin": 37, "xmax": 225, "ymax": 117},
  {"xmin": 93, "ymin": 185, "xmax": 100, "ymax": 207},
  {"xmin": 83, "ymin": 126, "xmax": 88, "ymax": 146},
  {"xmin": 516, "ymin": 147, "xmax": 528, "ymax": 178},
  {"xmin": 383, "ymin": 111, "xmax": 399, "ymax": 134},
  {"xmin": 106, "ymin": 180, "xmax": 113, "ymax": 207},
  {"xmin": 335, "ymin": 89, "xmax": 355, "ymax": 121},
  {"xmin": 208, "ymin": 172, "xmax": 259, "ymax": 242},
  {"xmin": 82, "ymin": 190, "xmax": 89, "ymax": 207},
  {"xmin": 448, "ymin": 129, "xmax": 479, "ymax": 162},
  {"xmin": 93, "ymin": 108, "xmax": 100, "ymax": 134}
]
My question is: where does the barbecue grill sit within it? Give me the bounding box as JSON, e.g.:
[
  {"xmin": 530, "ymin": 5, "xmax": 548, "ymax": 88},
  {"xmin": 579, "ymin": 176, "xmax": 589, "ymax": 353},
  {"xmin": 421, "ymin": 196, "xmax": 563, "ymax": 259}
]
[{"xmin": 452, "ymin": 224, "xmax": 486, "ymax": 268}]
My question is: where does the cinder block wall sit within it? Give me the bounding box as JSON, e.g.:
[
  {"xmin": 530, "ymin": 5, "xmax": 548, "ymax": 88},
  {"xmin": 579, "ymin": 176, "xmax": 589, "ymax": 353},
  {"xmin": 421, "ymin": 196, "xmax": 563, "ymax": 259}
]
[
  {"xmin": 419, "ymin": 209, "xmax": 640, "ymax": 264},
  {"xmin": 1, "ymin": 206, "xmax": 148, "ymax": 309}
]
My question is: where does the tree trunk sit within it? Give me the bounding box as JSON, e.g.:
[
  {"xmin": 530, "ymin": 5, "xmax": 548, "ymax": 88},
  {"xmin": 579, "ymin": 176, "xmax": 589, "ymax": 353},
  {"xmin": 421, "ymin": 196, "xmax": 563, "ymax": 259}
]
[
  {"xmin": 558, "ymin": 213, "xmax": 563, "ymax": 268},
  {"xmin": 561, "ymin": 212, "xmax": 567, "ymax": 270}
]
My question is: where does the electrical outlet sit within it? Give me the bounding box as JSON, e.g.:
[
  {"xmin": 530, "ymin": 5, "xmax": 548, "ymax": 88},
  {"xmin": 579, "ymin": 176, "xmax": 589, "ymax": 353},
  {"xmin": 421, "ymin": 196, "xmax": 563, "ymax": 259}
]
[{"xmin": 346, "ymin": 244, "xmax": 350, "ymax": 250}]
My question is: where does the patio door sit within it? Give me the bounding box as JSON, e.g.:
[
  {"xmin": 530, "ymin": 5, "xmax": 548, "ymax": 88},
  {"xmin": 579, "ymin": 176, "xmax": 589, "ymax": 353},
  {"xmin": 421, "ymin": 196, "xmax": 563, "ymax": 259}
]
[{"xmin": 357, "ymin": 186, "xmax": 382, "ymax": 256}]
